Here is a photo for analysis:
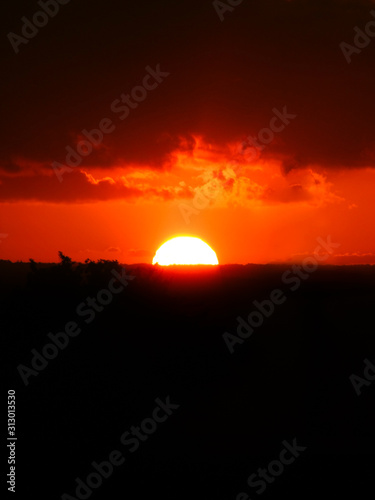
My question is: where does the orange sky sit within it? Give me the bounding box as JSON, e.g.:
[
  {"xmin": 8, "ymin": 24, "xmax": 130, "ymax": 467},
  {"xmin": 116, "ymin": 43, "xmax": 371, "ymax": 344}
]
[
  {"xmin": 1, "ymin": 136, "xmax": 374, "ymax": 264},
  {"xmin": 2, "ymin": 1, "xmax": 375, "ymax": 265}
]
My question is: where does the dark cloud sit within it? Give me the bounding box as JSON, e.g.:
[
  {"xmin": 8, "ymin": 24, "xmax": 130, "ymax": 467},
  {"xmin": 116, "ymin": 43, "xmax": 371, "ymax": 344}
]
[
  {"xmin": 1, "ymin": 0, "xmax": 375, "ymax": 191},
  {"xmin": 0, "ymin": 168, "xmax": 193, "ymax": 202}
]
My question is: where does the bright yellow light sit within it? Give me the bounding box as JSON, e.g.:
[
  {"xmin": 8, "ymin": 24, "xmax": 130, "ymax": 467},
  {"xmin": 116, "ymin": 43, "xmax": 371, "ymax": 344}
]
[{"xmin": 152, "ymin": 236, "xmax": 219, "ymax": 266}]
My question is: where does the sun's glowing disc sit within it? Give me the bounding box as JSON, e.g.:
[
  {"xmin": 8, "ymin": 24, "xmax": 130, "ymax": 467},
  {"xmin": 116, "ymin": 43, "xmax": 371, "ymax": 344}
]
[{"xmin": 152, "ymin": 236, "xmax": 219, "ymax": 266}]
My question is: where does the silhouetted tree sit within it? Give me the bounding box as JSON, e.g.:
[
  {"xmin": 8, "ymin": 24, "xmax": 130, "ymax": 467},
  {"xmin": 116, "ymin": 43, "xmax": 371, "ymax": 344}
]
[
  {"xmin": 29, "ymin": 258, "xmax": 37, "ymax": 273},
  {"xmin": 58, "ymin": 251, "xmax": 73, "ymax": 268}
]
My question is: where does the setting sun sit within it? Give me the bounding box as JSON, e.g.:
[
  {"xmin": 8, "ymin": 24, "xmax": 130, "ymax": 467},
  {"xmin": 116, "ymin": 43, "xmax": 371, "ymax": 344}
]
[{"xmin": 152, "ymin": 236, "xmax": 219, "ymax": 266}]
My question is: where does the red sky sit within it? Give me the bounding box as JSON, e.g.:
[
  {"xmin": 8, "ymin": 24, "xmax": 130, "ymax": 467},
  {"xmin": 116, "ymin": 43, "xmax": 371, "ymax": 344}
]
[{"xmin": 1, "ymin": 0, "xmax": 375, "ymax": 264}]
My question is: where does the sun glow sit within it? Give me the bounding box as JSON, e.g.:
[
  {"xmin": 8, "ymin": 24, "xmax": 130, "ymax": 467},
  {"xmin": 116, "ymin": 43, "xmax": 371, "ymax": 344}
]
[{"xmin": 152, "ymin": 236, "xmax": 219, "ymax": 266}]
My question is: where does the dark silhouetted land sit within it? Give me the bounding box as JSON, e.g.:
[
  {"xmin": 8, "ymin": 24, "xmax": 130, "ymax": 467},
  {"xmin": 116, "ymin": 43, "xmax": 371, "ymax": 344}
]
[{"xmin": 3, "ymin": 258, "xmax": 375, "ymax": 500}]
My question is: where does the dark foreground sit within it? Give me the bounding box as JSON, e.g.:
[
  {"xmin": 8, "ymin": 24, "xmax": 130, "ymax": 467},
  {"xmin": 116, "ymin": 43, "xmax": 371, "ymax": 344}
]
[{"xmin": 3, "ymin": 259, "xmax": 375, "ymax": 500}]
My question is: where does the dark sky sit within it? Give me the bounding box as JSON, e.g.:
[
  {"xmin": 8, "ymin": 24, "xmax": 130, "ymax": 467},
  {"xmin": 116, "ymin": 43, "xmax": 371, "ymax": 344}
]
[{"xmin": 1, "ymin": 0, "xmax": 375, "ymax": 177}]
